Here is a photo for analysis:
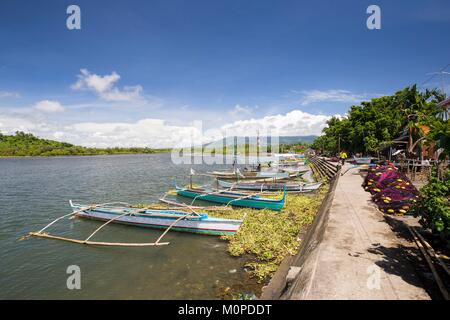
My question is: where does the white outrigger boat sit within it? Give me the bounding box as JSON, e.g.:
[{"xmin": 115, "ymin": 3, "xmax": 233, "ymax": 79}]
[
  {"xmin": 70, "ymin": 201, "xmax": 242, "ymax": 236},
  {"xmin": 25, "ymin": 200, "xmax": 243, "ymax": 247}
]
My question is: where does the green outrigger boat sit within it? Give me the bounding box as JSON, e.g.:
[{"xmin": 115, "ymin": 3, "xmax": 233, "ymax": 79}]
[{"xmin": 174, "ymin": 181, "xmax": 286, "ymax": 211}]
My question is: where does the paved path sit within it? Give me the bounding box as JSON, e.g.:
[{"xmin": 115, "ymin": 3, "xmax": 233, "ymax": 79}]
[{"xmin": 285, "ymin": 164, "xmax": 430, "ymax": 300}]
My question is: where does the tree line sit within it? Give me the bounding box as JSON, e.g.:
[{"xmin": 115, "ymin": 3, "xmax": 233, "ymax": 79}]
[
  {"xmin": 311, "ymin": 85, "xmax": 448, "ymax": 159},
  {"xmin": 0, "ymin": 131, "xmax": 170, "ymax": 157}
]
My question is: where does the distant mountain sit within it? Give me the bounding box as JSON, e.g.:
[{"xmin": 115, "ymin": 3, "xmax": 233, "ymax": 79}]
[
  {"xmin": 278, "ymin": 135, "xmax": 317, "ymax": 144},
  {"xmin": 203, "ymin": 135, "xmax": 317, "ymax": 147}
]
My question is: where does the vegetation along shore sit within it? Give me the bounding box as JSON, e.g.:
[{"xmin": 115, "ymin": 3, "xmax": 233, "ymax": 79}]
[
  {"xmin": 133, "ymin": 186, "xmax": 328, "ymax": 297},
  {"xmin": 0, "ymin": 131, "xmax": 171, "ymax": 157}
]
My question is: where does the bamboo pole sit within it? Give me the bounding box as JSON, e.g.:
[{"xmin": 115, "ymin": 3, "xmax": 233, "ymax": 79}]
[
  {"xmin": 408, "ymin": 226, "xmax": 449, "ymax": 300},
  {"xmin": 158, "ymin": 198, "xmax": 232, "ymax": 211},
  {"xmin": 84, "ymin": 211, "xmax": 133, "ymax": 242},
  {"xmin": 188, "ymin": 188, "xmax": 235, "ymax": 206},
  {"xmin": 225, "ymin": 189, "xmax": 272, "ymax": 207},
  {"xmin": 38, "ymin": 204, "xmax": 102, "ymax": 233},
  {"xmin": 154, "ymin": 213, "xmax": 191, "ymax": 244},
  {"xmin": 412, "ymin": 227, "xmax": 450, "ymax": 278},
  {"xmin": 28, "ymin": 232, "xmax": 169, "ymax": 246}
]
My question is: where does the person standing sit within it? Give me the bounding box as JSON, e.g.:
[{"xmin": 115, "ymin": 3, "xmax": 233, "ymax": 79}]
[{"xmin": 339, "ymin": 150, "xmax": 347, "ymax": 165}]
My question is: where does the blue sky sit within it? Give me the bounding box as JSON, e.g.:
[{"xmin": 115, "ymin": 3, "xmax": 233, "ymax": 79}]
[{"xmin": 0, "ymin": 0, "xmax": 449, "ymax": 147}]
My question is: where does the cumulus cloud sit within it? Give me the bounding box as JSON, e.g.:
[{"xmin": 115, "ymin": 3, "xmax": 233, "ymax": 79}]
[
  {"xmin": 219, "ymin": 110, "xmax": 332, "ymax": 137},
  {"xmin": 33, "ymin": 100, "xmax": 65, "ymax": 112},
  {"xmin": 71, "ymin": 69, "xmax": 143, "ymax": 102},
  {"xmin": 0, "ymin": 109, "xmax": 337, "ymax": 148},
  {"xmin": 300, "ymin": 89, "xmax": 368, "ymax": 105},
  {"xmin": 0, "ymin": 114, "xmax": 202, "ymax": 149}
]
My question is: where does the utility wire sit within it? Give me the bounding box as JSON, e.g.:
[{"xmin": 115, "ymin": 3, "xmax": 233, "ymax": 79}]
[{"xmin": 420, "ymin": 63, "xmax": 450, "ymax": 89}]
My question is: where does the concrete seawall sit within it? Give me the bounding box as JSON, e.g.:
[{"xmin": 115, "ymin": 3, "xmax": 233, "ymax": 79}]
[
  {"xmin": 262, "ymin": 164, "xmax": 430, "ymax": 300},
  {"xmin": 261, "ymin": 164, "xmax": 340, "ymax": 299}
]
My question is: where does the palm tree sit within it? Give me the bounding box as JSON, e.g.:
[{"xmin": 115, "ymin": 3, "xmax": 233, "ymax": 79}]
[{"xmin": 396, "ymin": 85, "xmax": 443, "ymax": 158}]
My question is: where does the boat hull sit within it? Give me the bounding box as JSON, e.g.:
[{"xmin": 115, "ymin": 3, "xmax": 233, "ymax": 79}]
[
  {"xmin": 209, "ymin": 171, "xmax": 293, "ymax": 180},
  {"xmin": 175, "ymin": 188, "xmax": 285, "ymax": 211},
  {"xmin": 218, "ymin": 180, "xmax": 321, "ymax": 192},
  {"xmin": 71, "ymin": 205, "xmax": 242, "ymax": 236},
  {"xmin": 352, "ymin": 157, "xmax": 372, "ymax": 165}
]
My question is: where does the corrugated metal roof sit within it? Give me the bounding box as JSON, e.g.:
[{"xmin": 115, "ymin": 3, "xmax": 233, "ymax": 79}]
[{"xmin": 437, "ymin": 96, "xmax": 450, "ymax": 108}]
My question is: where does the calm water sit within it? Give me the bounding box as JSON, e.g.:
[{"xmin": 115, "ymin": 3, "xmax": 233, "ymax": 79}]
[{"xmin": 0, "ymin": 154, "xmax": 259, "ymax": 299}]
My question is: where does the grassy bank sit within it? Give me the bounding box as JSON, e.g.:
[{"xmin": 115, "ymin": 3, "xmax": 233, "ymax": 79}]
[
  {"xmin": 211, "ymin": 189, "xmax": 328, "ymax": 281},
  {"xmin": 134, "ymin": 187, "xmax": 328, "ymax": 283}
]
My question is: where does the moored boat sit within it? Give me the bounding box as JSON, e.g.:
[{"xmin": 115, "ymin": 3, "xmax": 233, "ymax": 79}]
[
  {"xmin": 208, "ymin": 170, "xmax": 301, "ymax": 180},
  {"xmin": 352, "ymin": 156, "xmax": 373, "ymax": 165},
  {"xmin": 174, "ymin": 182, "xmax": 286, "ymax": 211},
  {"xmin": 70, "ymin": 201, "xmax": 242, "ymax": 236},
  {"xmin": 218, "ymin": 179, "xmax": 322, "ymax": 192}
]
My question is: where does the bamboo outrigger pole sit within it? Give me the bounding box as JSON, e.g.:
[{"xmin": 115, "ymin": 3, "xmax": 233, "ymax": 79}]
[
  {"xmin": 225, "ymin": 189, "xmax": 268, "ymax": 207},
  {"xmin": 38, "ymin": 205, "xmax": 100, "ymax": 233},
  {"xmin": 27, "ymin": 232, "xmax": 169, "ymax": 247},
  {"xmin": 159, "ymin": 192, "xmax": 232, "ymax": 210},
  {"xmin": 27, "ymin": 202, "xmax": 171, "ymax": 247},
  {"xmin": 84, "ymin": 211, "xmax": 133, "ymax": 242}
]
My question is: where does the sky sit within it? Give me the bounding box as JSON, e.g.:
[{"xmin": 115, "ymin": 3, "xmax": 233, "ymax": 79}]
[{"xmin": 0, "ymin": 0, "xmax": 450, "ymax": 148}]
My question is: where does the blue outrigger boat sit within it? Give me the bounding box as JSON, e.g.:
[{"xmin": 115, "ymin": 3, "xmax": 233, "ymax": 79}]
[{"xmin": 175, "ymin": 182, "xmax": 287, "ymax": 211}]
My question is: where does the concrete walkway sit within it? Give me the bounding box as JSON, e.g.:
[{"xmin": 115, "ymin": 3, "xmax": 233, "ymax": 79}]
[{"xmin": 284, "ymin": 164, "xmax": 430, "ymax": 300}]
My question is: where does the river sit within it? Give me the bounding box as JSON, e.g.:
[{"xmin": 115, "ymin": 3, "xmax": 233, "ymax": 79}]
[{"xmin": 0, "ymin": 153, "xmax": 267, "ymax": 299}]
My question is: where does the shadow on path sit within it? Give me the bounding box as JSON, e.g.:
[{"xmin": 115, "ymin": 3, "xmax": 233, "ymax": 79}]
[{"xmin": 367, "ymin": 215, "xmax": 442, "ymax": 299}]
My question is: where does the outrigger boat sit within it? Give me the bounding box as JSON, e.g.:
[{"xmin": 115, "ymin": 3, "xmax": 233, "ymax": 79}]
[
  {"xmin": 208, "ymin": 170, "xmax": 301, "ymax": 180},
  {"xmin": 175, "ymin": 181, "xmax": 287, "ymax": 211},
  {"xmin": 272, "ymin": 160, "xmax": 305, "ymax": 167},
  {"xmin": 217, "ymin": 179, "xmax": 322, "ymax": 192},
  {"xmin": 351, "ymin": 156, "xmax": 373, "ymax": 165},
  {"xmin": 70, "ymin": 201, "xmax": 242, "ymax": 236}
]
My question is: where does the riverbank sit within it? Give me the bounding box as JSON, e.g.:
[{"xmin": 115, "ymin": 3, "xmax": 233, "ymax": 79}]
[
  {"xmin": 0, "ymin": 151, "xmax": 171, "ymax": 158},
  {"xmin": 135, "ymin": 187, "xmax": 328, "ymax": 299}
]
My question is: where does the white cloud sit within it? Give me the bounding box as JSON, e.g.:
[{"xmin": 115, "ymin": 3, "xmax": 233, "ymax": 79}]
[
  {"xmin": 0, "ymin": 109, "xmax": 337, "ymax": 148},
  {"xmin": 71, "ymin": 69, "xmax": 143, "ymax": 102},
  {"xmin": 33, "ymin": 100, "xmax": 65, "ymax": 113},
  {"xmin": 0, "ymin": 114, "xmax": 202, "ymax": 149},
  {"xmin": 300, "ymin": 89, "xmax": 368, "ymax": 105},
  {"xmin": 0, "ymin": 116, "xmax": 37, "ymax": 132},
  {"xmin": 0, "ymin": 91, "xmax": 20, "ymax": 98},
  {"xmin": 228, "ymin": 104, "xmax": 257, "ymax": 118},
  {"xmin": 219, "ymin": 109, "xmax": 332, "ymax": 137}
]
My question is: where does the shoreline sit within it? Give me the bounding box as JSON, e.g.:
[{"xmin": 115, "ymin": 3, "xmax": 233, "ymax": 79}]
[
  {"xmin": 141, "ymin": 184, "xmax": 328, "ymax": 299},
  {"xmin": 0, "ymin": 151, "xmax": 171, "ymax": 159}
]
